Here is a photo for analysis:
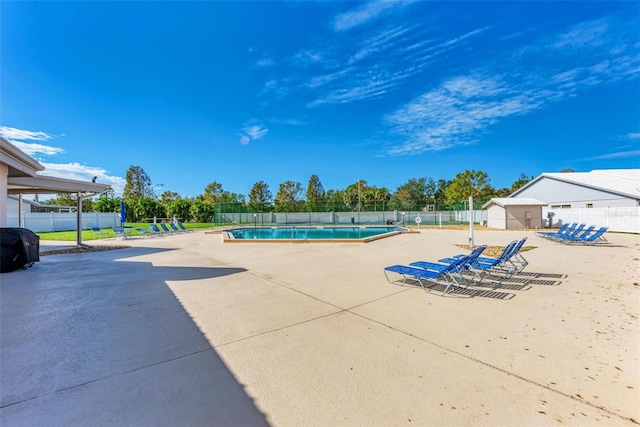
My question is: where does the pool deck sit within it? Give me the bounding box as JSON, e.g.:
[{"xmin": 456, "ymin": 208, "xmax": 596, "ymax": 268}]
[{"xmin": 1, "ymin": 228, "xmax": 639, "ymax": 426}]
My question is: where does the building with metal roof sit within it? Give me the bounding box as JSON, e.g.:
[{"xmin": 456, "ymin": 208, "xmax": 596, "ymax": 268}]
[
  {"xmin": 482, "ymin": 197, "xmax": 548, "ymax": 229},
  {"xmin": 509, "ymin": 169, "xmax": 640, "ymax": 208}
]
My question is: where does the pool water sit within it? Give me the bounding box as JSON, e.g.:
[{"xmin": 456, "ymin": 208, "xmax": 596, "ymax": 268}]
[{"xmin": 226, "ymin": 226, "xmax": 406, "ymax": 241}]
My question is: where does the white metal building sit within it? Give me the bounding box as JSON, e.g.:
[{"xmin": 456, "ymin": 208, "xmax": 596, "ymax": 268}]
[
  {"xmin": 483, "ymin": 198, "xmax": 548, "ymax": 229},
  {"xmin": 510, "ymin": 169, "xmax": 640, "ymax": 208},
  {"xmin": 6, "ymin": 195, "xmax": 77, "ymax": 214}
]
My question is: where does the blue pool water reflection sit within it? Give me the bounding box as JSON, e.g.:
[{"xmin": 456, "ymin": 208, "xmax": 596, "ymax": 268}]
[{"xmin": 226, "ymin": 226, "xmax": 406, "ymax": 240}]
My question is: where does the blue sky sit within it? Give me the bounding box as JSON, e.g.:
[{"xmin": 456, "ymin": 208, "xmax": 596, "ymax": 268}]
[{"xmin": 2, "ymin": 1, "xmax": 639, "ymax": 198}]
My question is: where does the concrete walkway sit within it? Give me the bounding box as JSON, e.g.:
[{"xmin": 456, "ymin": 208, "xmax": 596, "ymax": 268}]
[{"xmin": 1, "ymin": 229, "xmax": 639, "ymax": 426}]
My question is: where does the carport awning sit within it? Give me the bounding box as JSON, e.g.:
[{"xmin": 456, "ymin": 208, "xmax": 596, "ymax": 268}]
[{"xmin": 8, "ymin": 176, "xmax": 110, "ymax": 195}]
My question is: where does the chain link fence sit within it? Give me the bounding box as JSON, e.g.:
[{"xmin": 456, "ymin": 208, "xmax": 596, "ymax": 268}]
[{"xmin": 214, "ymin": 203, "xmax": 486, "ymax": 227}]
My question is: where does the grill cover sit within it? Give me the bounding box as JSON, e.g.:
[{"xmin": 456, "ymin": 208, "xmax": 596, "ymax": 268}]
[{"xmin": 0, "ymin": 228, "xmax": 40, "ymax": 273}]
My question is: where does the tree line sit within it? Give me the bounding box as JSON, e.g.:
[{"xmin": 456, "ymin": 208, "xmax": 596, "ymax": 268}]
[{"xmin": 41, "ymin": 165, "xmax": 540, "ymax": 223}]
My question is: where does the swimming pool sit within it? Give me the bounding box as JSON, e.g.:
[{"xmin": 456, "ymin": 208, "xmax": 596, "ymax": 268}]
[{"xmin": 224, "ymin": 226, "xmax": 408, "ymax": 243}]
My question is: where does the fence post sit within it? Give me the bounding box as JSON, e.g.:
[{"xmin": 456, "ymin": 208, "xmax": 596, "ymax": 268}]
[{"xmin": 579, "ymin": 207, "xmax": 582, "ymax": 224}]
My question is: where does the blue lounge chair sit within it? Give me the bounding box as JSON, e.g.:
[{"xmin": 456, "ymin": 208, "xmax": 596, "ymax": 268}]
[
  {"xmin": 555, "ymin": 225, "xmax": 594, "ymax": 242},
  {"xmin": 410, "ymin": 245, "xmax": 487, "ymax": 284},
  {"xmin": 562, "ymin": 226, "xmax": 608, "ymax": 245},
  {"xmin": 384, "ymin": 255, "xmax": 472, "ymax": 295},
  {"xmin": 440, "ymin": 238, "xmax": 528, "ymax": 280},
  {"xmin": 112, "ymin": 227, "xmax": 127, "ymax": 239},
  {"xmin": 169, "ymin": 222, "xmax": 186, "ymax": 233},
  {"xmin": 537, "ymin": 223, "xmax": 578, "ymax": 240},
  {"xmin": 535, "ymin": 223, "xmax": 571, "ymax": 238},
  {"xmin": 135, "ymin": 227, "xmax": 151, "ymax": 238},
  {"xmin": 92, "ymin": 227, "xmax": 108, "ymax": 239},
  {"xmin": 149, "ymin": 224, "xmax": 166, "ymax": 236},
  {"xmin": 550, "ymin": 223, "xmax": 586, "ymax": 241},
  {"xmin": 177, "ymin": 222, "xmax": 191, "ymax": 232},
  {"xmin": 159, "ymin": 223, "xmax": 177, "ymax": 234}
]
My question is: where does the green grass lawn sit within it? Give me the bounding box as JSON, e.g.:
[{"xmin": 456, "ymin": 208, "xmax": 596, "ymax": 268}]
[{"xmin": 36, "ymin": 223, "xmax": 216, "ymax": 241}]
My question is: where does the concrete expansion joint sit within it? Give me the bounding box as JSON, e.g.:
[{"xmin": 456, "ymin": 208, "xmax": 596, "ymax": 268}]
[
  {"xmin": 214, "ymin": 271, "xmax": 408, "ymax": 349},
  {"xmin": 0, "ymin": 346, "xmax": 213, "ymax": 410},
  {"xmin": 351, "ymin": 311, "xmax": 639, "ymax": 425}
]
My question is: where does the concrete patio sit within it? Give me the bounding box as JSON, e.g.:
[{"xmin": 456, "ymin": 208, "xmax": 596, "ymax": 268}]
[{"xmin": 1, "ymin": 228, "xmax": 638, "ymax": 426}]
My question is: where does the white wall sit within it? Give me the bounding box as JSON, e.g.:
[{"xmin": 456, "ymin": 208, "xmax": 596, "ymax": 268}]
[
  {"xmin": 516, "ymin": 178, "xmax": 637, "ymax": 208},
  {"xmin": 506, "ymin": 206, "xmax": 543, "ymax": 229},
  {"xmin": 0, "ymin": 163, "xmax": 7, "ymax": 227},
  {"xmin": 5, "ymin": 197, "xmax": 32, "ymax": 215},
  {"xmin": 6, "ymin": 212, "xmax": 120, "ymax": 232},
  {"xmin": 543, "ymin": 207, "xmax": 640, "ymax": 233},
  {"xmin": 486, "ymin": 205, "xmax": 506, "ymax": 229}
]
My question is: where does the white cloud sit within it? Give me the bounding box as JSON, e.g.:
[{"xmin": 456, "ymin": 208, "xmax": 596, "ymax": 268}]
[
  {"xmin": 624, "ymin": 132, "xmax": 640, "ymax": 140},
  {"xmin": 552, "ymin": 19, "xmax": 608, "ymax": 50},
  {"xmin": 292, "ymin": 49, "xmax": 324, "ymax": 67},
  {"xmin": 244, "ymin": 125, "xmax": 268, "ymax": 140},
  {"xmin": 307, "ymin": 65, "xmax": 422, "ymax": 107},
  {"xmin": 577, "ymin": 150, "xmax": 640, "ymax": 161},
  {"xmin": 38, "ymin": 161, "xmax": 126, "ymax": 194},
  {"xmin": 0, "ymin": 126, "xmax": 65, "ymax": 156},
  {"xmin": 305, "ymin": 67, "xmax": 355, "ymax": 89},
  {"xmin": 267, "ymin": 118, "xmax": 307, "ymax": 126},
  {"xmin": 2, "ymin": 125, "xmax": 126, "ymax": 194},
  {"xmin": 443, "ymin": 26, "xmax": 491, "ymax": 47},
  {"xmin": 385, "ymin": 73, "xmax": 555, "ymax": 155},
  {"xmin": 239, "ymin": 122, "xmax": 268, "ymax": 145},
  {"xmin": 382, "ymin": 14, "xmax": 640, "ymax": 156},
  {"xmin": 256, "ymin": 57, "xmax": 275, "ymax": 68},
  {"xmin": 9, "ymin": 141, "xmax": 65, "ymax": 156},
  {"xmin": 0, "ymin": 125, "xmax": 54, "ymax": 141},
  {"xmin": 348, "ymin": 25, "xmax": 414, "ymax": 64},
  {"xmin": 333, "ymin": 0, "xmax": 415, "ymax": 32}
]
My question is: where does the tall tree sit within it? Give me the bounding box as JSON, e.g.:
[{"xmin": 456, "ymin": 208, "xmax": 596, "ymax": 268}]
[
  {"xmin": 190, "ymin": 199, "xmax": 215, "ymax": 222},
  {"xmin": 202, "ymin": 181, "xmax": 224, "ymax": 203},
  {"xmin": 444, "ymin": 170, "xmax": 492, "ymax": 206},
  {"xmin": 371, "ymin": 187, "xmax": 390, "ymax": 211},
  {"xmin": 389, "ymin": 177, "xmax": 435, "ymax": 210},
  {"xmin": 166, "ymin": 198, "xmax": 192, "ymax": 222},
  {"xmin": 41, "ymin": 193, "xmax": 94, "ymax": 212},
  {"xmin": 123, "ymin": 165, "xmax": 155, "ymax": 201},
  {"xmin": 131, "ymin": 196, "xmax": 164, "ymax": 222},
  {"xmin": 248, "ymin": 181, "xmax": 272, "ymax": 211},
  {"xmin": 160, "ymin": 190, "xmax": 181, "ymax": 205},
  {"xmin": 324, "ymin": 189, "xmax": 346, "ymax": 211},
  {"xmin": 274, "ymin": 181, "xmax": 302, "ymax": 212},
  {"xmin": 343, "ymin": 180, "xmax": 367, "ymax": 211},
  {"xmin": 93, "ymin": 188, "xmax": 119, "ymax": 213},
  {"xmin": 305, "ymin": 174, "xmax": 325, "ymax": 210},
  {"xmin": 510, "ymin": 173, "xmax": 534, "ymax": 192},
  {"xmin": 219, "ymin": 191, "xmax": 246, "ymax": 205}
]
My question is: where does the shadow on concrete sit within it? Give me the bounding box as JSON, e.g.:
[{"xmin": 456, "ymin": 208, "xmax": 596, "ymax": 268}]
[{"xmin": 0, "ymin": 246, "xmax": 269, "ymax": 426}]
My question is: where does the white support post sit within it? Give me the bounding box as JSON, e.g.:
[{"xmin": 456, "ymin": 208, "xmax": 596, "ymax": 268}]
[
  {"xmin": 18, "ymin": 194, "xmax": 24, "ymax": 228},
  {"xmin": 468, "ymin": 196, "xmax": 474, "ymax": 247}
]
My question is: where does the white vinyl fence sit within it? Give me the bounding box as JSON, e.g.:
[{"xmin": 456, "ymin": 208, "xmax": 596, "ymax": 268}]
[
  {"xmin": 8, "ymin": 207, "xmax": 637, "ymax": 234},
  {"xmin": 6, "ymin": 212, "xmax": 120, "ymax": 232},
  {"xmin": 543, "ymin": 207, "xmax": 640, "ymax": 234}
]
